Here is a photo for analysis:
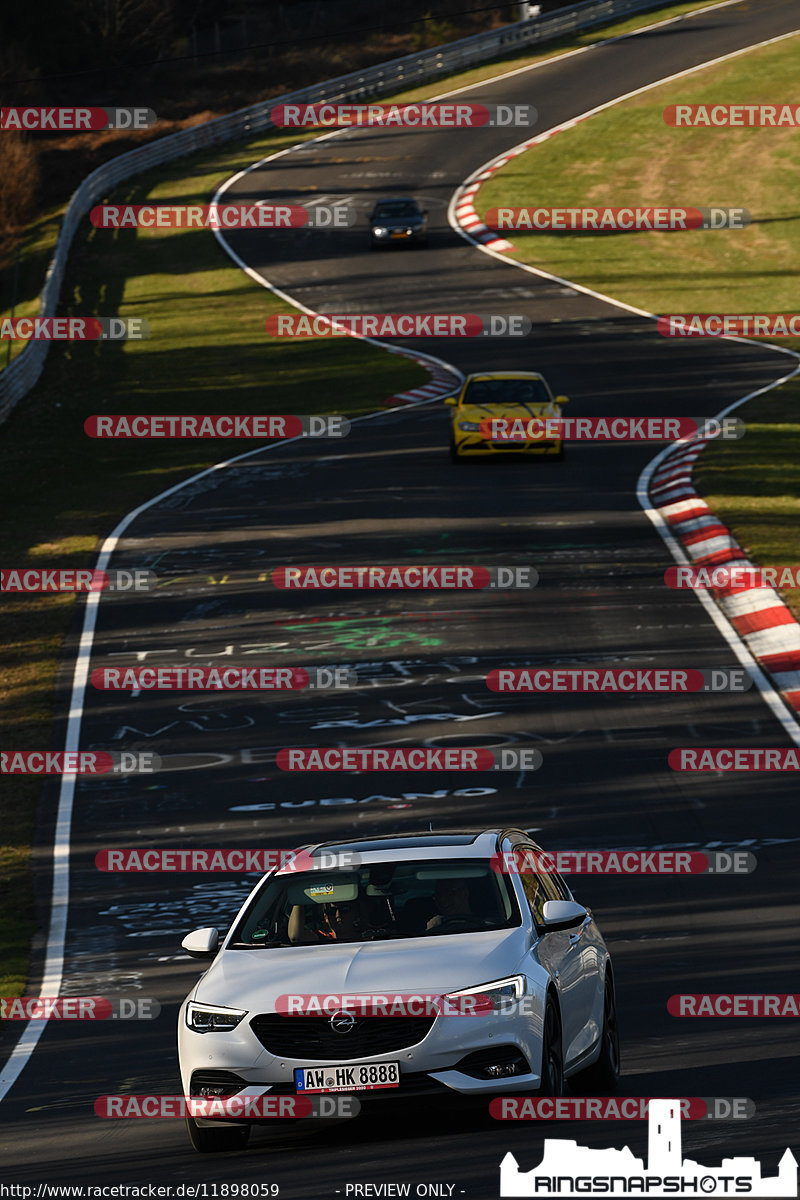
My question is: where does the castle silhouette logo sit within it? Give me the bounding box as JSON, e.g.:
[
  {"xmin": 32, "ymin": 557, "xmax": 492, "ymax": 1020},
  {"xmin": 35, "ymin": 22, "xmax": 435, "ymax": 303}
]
[{"xmin": 500, "ymin": 1099, "xmax": 797, "ymax": 1197}]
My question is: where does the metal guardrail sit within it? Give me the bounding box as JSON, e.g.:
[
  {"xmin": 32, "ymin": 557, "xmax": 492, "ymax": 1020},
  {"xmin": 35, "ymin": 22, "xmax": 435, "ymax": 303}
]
[{"xmin": 0, "ymin": 0, "xmax": 674, "ymax": 422}]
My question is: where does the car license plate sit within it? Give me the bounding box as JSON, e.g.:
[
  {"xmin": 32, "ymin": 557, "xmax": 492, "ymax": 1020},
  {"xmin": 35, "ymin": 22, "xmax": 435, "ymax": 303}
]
[
  {"xmin": 390, "ymin": 231, "xmax": 408, "ymax": 239},
  {"xmin": 294, "ymin": 1061, "xmax": 400, "ymax": 1093}
]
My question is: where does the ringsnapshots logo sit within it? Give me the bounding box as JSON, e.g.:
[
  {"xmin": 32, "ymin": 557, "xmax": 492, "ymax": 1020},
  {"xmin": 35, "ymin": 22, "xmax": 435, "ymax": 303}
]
[
  {"xmin": 0, "ymin": 317, "xmax": 148, "ymax": 340},
  {"xmin": 498, "ymin": 1098, "xmax": 796, "ymax": 1197},
  {"xmin": 2, "ymin": 568, "xmax": 156, "ymax": 592},
  {"xmin": 270, "ymin": 102, "xmax": 536, "ymax": 128},
  {"xmin": 83, "ymin": 414, "xmax": 348, "ymax": 439},
  {"xmin": 271, "ymin": 565, "xmax": 536, "ymax": 590},
  {"xmin": 1, "ymin": 107, "xmax": 156, "ymax": 131},
  {"xmin": 265, "ymin": 314, "xmax": 531, "ymax": 337},
  {"xmin": 1, "ymin": 751, "xmax": 160, "ymax": 775},
  {"xmin": 90, "ymin": 666, "xmax": 353, "ymax": 690},
  {"xmin": 90, "ymin": 203, "xmax": 355, "ymax": 230},
  {"xmin": 485, "ymin": 207, "xmax": 749, "ymax": 232},
  {"xmin": 486, "ymin": 668, "xmax": 751, "ymax": 693}
]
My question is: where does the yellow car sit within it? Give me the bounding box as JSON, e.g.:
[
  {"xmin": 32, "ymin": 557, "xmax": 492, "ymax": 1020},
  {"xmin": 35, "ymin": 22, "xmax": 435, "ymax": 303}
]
[{"xmin": 445, "ymin": 372, "xmax": 569, "ymax": 461}]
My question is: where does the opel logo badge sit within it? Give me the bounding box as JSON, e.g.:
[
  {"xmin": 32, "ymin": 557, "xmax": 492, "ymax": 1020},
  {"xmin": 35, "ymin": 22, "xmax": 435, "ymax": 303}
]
[{"xmin": 330, "ymin": 1010, "xmax": 357, "ymax": 1034}]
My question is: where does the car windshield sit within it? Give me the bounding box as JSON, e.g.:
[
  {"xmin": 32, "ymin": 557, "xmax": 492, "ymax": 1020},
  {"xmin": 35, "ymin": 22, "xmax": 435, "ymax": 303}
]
[
  {"xmin": 231, "ymin": 860, "xmax": 520, "ymax": 946},
  {"xmin": 373, "ymin": 202, "xmax": 419, "ymax": 219},
  {"xmin": 462, "ymin": 379, "xmax": 551, "ymax": 406}
]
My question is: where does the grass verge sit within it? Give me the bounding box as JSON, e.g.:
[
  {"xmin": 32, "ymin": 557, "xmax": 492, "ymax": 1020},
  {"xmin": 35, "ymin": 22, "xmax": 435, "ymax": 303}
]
[{"xmin": 475, "ymin": 33, "xmax": 800, "ymax": 615}]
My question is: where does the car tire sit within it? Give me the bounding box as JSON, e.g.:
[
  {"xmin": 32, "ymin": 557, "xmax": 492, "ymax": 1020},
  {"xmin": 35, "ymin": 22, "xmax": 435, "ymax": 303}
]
[
  {"xmin": 539, "ymin": 994, "xmax": 566, "ymax": 1097},
  {"xmin": 580, "ymin": 974, "xmax": 621, "ymax": 1092},
  {"xmin": 185, "ymin": 1116, "xmax": 251, "ymax": 1153}
]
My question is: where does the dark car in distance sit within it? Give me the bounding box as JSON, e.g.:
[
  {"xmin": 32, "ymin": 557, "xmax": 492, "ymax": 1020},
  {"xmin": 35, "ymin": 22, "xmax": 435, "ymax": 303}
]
[{"xmin": 369, "ymin": 197, "xmax": 429, "ymax": 248}]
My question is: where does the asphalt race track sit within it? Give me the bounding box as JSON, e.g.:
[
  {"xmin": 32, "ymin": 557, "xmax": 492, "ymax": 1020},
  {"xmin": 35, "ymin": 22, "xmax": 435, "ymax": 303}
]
[{"xmin": 2, "ymin": 0, "xmax": 800, "ymax": 1192}]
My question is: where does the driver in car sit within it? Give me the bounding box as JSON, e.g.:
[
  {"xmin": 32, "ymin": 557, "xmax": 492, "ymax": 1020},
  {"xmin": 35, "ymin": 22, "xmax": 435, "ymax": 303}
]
[
  {"xmin": 426, "ymin": 877, "xmax": 473, "ymax": 931},
  {"xmin": 320, "ymin": 899, "xmax": 364, "ymax": 941}
]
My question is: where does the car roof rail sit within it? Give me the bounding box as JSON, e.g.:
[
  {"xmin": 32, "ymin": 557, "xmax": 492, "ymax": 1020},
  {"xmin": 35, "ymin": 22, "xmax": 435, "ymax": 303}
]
[{"xmin": 496, "ymin": 827, "xmax": 531, "ymax": 853}]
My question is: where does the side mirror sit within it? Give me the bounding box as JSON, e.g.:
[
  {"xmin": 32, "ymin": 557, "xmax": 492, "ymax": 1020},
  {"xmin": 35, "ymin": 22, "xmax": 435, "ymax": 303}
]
[
  {"xmin": 443, "ymin": 396, "xmax": 457, "ymax": 406},
  {"xmin": 182, "ymin": 927, "xmax": 220, "ymax": 959},
  {"xmin": 555, "ymin": 394, "xmax": 569, "ymax": 405},
  {"xmin": 541, "ymin": 900, "xmax": 587, "ymax": 932},
  {"xmin": 422, "ymin": 209, "xmax": 429, "ymax": 216}
]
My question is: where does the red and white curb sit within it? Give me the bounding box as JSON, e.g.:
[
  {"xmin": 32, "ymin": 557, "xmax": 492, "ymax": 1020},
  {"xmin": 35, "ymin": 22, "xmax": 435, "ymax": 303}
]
[
  {"xmin": 448, "ymin": 34, "xmax": 800, "ymax": 737},
  {"xmin": 451, "ymin": 116, "xmax": 593, "ymax": 253},
  {"xmin": 649, "ymin": 439, "xmax": 800, "ymax": 714},
  {"xmin": 384, "ymin": 353, "xmax": 461, "ymax": 406}
]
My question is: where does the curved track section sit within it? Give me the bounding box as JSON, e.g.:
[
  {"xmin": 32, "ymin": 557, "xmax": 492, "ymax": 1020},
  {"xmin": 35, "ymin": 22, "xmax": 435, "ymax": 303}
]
[{"xmin": 2, "ymin": 2, "xmax": 800, "ymax": 1192}]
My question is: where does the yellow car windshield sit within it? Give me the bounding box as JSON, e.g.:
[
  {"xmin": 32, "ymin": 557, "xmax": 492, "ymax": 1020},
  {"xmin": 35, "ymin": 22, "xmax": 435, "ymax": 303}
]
[{"xmin": 462, "ymin": 380, "xmax": 550, "ymax": 406}]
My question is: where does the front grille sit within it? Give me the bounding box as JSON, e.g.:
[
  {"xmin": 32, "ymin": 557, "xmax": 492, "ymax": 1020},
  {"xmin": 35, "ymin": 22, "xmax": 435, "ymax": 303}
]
[{"xmin": 250, "ymin": 1014, "xmax": 435, "ymax": 1060}]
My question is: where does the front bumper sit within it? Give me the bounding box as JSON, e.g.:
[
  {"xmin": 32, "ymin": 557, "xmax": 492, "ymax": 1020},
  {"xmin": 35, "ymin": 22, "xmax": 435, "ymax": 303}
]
[
  {"xmin": 454, "ymin": 437, "xmax": 562, "ymax": 457},
  {"xmin": 179, "ymin": 1007, "xmax": 544, "ymax": 1105}
]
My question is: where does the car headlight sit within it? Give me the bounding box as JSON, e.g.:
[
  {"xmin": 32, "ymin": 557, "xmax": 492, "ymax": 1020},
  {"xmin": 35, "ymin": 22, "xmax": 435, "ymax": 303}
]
[
  {"xmin": 372, "ymin": 226, "xmax": 388, "ymax": 237},
  {"xmin": 406, "ymin": 228, "xmax": 414, "ymax": 235},
  {"xmin": 458, "ymin": 422, "xmax": 481, "ymax": 432},
  {"xmin": 186, "ymin": 1002, "xmax": 247, "ymax": 1033},
  {"xmin": 444, "ymin": 976, "xmax": 526, "ymax": 1014}
]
